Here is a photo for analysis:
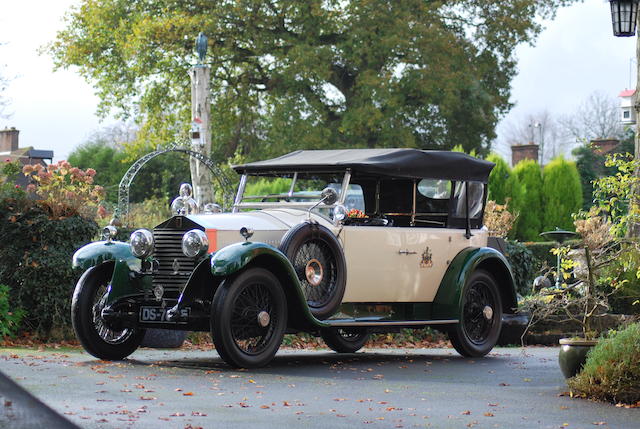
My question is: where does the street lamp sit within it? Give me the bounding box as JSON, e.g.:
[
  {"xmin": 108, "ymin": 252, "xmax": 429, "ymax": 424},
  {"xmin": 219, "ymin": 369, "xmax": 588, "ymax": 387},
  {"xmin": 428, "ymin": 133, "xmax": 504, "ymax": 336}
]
[{"xmin": 609, "ymin": 0, "xmax": 640, "ymax": 37}]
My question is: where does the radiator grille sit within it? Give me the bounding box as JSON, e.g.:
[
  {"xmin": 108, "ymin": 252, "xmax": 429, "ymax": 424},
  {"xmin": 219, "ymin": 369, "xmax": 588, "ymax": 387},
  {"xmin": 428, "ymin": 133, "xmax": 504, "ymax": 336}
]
[{"xmin": 152, "ymin": 228, "xmax": 196, "ymax": 298}]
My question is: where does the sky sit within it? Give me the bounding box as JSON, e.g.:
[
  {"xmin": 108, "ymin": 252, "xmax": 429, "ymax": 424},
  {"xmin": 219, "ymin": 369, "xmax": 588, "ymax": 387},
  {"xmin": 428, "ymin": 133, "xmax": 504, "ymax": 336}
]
[{"xmin": 0, "ymin": 1, "xmax": 637, "ymax": 162}]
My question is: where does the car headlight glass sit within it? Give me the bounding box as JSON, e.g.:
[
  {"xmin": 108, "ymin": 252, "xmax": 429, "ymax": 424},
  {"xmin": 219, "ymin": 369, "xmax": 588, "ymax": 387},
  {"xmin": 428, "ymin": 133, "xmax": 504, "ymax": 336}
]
[
  {"xmin": 130, "ymin": 229, "xmax": 154, "ymax": 258},
  {"xmin": 182, "ymin": 229, "xmax": 209, "ymax": 258}
]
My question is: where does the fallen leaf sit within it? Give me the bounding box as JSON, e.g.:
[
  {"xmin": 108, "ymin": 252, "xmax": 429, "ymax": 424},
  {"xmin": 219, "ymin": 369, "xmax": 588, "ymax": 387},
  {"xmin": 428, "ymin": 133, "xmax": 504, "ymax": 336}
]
[
  {"xmin": 483, "ymin": 412, "xmax": 494, "ymax": 417},
  {"xmin": 139, "ymin": 396, "xmax": 156, "ymax": 401},
  {"xmin": 461, "ymin": 410, "xmax": 471, "ymax": 415},
  {"xmin": 183, "ymin": 392, "xmax": 194, "ymax": 396},
  {"xmin": 499, "ymin": 383, "xmax": 510, "ymax": 386},
  {"xmin": 592, "ymin": 422, "xmax": 607, "ymax": 426},
  {"xmin": 170, "ymin": 412, "xmax": 185, "ymax": 416},
  {"xmin": 260, "ymin": 405, "xmax": 270, "ymax": 409}
]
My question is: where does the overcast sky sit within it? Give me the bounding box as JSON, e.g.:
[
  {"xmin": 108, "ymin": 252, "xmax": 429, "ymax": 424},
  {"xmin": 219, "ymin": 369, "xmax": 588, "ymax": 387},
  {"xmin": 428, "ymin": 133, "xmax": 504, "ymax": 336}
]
[{"xmin": 0, "ymin": 1, "xmax": 636, "ymax": 162}]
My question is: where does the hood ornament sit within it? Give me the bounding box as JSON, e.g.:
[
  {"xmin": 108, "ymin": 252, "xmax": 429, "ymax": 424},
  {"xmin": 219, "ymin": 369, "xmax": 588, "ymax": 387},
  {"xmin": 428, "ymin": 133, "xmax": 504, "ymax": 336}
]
[{"xmin": 171, "ymin": 183, "xmax": 199, "ymax": 215}]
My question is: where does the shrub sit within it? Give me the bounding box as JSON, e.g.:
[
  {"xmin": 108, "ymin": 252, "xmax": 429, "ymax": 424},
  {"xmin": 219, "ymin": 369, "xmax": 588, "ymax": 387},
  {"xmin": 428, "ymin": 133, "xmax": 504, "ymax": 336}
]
[
  {"xmin": 22, "ymin": 161, "xmax": 106, "ymax": 219},
  {"xmin": 512, "ymin": 160, "xmax": 543, "ymax": 241},
  {"xmin": 0, "ymin": 202, "xmax": 97, "ymax": 338},
  {"xmin": 568, "ymin": 323, "xmax": 640, "ymax": 404},
  {"xmin": 0, "ymin": 284, "xmax": 24, "ymax": 339},
  {"xmin": 484, "ymin": 200, "xmax": 517, "ymax": 237},
  {"xmin": 504, "ymin": 241, "xmax": 535, "ymax": 296},
  {"xmin": 486, "ymin": 153, "xmax": 512, "ymax": 205},
  {"xmin": 541, "ymin": 157, "xmax": 582, "ymax": 231}
]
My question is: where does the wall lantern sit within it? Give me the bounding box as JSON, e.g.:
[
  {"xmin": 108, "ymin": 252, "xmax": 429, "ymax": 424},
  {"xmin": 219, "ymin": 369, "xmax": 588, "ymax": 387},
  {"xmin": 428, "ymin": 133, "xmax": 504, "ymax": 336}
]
[{"xmin": 610, "ymin": 0, "xmax": 640, "ymax": 37}]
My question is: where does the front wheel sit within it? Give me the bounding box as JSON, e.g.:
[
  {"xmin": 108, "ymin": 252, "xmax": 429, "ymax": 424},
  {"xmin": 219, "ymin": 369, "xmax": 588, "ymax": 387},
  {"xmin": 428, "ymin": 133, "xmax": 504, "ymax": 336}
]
[
  {"xmin": 448, "ymin": 270, "xmax": 502, "ymax": 357},
  {"xmin": 321, "ymin": 328, "xmax": 369, "ymax": 353},
  {"xmin": 210, "ymin": 268, "xmax": 287, "ymax": 368},
  {"xmin": 71, "ymin": 262, "xmax": 145, "ymax": 360}
]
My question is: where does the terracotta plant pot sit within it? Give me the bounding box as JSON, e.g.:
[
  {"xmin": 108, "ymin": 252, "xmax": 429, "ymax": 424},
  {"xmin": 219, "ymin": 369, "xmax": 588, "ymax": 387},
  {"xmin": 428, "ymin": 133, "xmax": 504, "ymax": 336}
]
[{"xmin": 558, "ymin": 338, "xmax": 598, "ymax": 379}]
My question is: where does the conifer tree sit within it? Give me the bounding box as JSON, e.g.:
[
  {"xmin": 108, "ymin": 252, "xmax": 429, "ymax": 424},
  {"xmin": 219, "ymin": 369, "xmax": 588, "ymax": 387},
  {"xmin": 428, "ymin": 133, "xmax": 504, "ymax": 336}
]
[
  {"xmin": 512, "ymin": 159, "xmax": 543, "ymax": 241},
  {"xmin": 542, "ymin": 157, "xmax": 583, "ymax": 231}
]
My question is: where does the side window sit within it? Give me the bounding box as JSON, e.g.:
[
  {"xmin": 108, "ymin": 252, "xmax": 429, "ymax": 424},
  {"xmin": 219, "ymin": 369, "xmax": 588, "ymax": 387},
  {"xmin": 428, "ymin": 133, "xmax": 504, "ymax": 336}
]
[
  {"xmin": 452, "ymin": 181, "xmax": 484, "ymax": 219},
  {"xmin": 417, "ymin": 179, "xmax": 451, "ymax": 200}
]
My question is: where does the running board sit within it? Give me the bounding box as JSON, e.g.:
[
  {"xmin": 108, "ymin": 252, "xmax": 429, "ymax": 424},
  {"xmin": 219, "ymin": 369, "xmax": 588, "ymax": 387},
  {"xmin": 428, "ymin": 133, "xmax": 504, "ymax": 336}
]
[{"xmin": 324, "ymin": 319, "xmax": 458, "ymax": 327}]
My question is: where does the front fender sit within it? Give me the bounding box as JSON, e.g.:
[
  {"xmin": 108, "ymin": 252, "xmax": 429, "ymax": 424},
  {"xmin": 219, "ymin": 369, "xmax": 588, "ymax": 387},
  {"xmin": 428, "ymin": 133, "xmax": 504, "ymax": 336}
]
[
  {"xmin": 211, "ymin": 241, "xmax": 325, "ymax": 330},
  {"xmin": 72, "ymin": 241, "xmax": 140, "ymax": 272},
  {"xmin": 432, "ymin": 247, "xmax": 517, "ymax": 320}
]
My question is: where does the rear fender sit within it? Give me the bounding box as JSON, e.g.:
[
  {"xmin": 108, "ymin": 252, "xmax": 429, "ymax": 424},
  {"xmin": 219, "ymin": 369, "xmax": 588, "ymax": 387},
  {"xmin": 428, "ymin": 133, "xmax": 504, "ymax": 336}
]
[{"xmin": 432, "ymin": 247, "xmax": 517, "ymax": 320}]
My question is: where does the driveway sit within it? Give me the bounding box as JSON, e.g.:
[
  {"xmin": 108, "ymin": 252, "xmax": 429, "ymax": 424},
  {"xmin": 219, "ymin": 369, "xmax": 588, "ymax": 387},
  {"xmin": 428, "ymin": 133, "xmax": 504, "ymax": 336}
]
[{"xmin": 0, "ymin": 346, "xmax": 637, "ymax": 428}]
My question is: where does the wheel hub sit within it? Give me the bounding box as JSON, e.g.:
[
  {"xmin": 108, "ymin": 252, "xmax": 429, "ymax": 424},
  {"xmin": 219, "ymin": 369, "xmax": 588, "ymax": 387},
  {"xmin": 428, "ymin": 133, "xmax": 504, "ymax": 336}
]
[
  {"xmin": 305, "ymin": 258, "xmax": 324, "ymax": 286},
  {"xmin": 482, "ymin": 305, "xmax": 494, "ymax": 321},
  {"xmin": 257, "ymin": 311, "xmax": 271, "ymax": 328}
]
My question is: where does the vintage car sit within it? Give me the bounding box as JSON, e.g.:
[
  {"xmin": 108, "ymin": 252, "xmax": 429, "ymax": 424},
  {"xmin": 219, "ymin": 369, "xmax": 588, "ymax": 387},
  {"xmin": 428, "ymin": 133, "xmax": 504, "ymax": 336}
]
[{"xmin": 71, "ymin": 148, "xmax": 519, "ymax": 368}]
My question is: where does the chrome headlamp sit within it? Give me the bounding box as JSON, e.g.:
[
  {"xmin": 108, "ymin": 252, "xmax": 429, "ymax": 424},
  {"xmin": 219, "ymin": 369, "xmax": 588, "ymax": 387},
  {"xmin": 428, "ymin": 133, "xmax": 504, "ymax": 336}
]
[
  {"xmin": 182, "ymin": 229, "xmax": 209, "ymax": 258},
  {"xmin": 129, "ymin": 229, "xmax": 154, "ymax": 258}
]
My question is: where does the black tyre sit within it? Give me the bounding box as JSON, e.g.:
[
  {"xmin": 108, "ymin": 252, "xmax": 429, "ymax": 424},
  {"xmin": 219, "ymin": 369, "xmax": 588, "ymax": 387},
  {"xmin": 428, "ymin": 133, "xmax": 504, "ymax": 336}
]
[
  {"xmin": 279, "ymin": 222, "xmax": 346, "ymax": 319},
  {"xmin": 321, "ymin": 328, "xmax": 369, "ymax": 353},
  {"xmin": 71, "ymin": 262, "xmax": 145, "ymax": 360},
  {"xmin": 210, "ymin": 268, "xmax": 287, "ymax": 368},
  {"xmin": 448, "ymin": 269, "xmax": 502, "ymax": 357}
]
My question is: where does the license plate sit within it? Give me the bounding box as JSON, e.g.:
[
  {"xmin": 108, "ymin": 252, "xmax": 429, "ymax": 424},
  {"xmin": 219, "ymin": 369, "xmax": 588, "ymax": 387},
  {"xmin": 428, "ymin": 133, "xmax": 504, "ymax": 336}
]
[{"xmin": 139, "ymin": 306, "xmax": 190, "ymax": 323}]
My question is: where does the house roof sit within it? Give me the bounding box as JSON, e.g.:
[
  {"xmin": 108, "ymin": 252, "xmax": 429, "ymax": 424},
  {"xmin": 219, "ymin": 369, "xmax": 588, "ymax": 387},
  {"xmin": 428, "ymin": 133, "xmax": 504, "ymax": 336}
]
[{"xmin": 619, "ymin": 89, "xmax": 636, "ymax": 98}]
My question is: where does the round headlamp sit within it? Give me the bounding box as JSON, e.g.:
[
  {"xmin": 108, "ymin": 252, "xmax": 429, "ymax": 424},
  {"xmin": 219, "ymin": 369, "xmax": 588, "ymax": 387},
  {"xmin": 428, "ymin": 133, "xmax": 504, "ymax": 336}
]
[
  {"xmin": 182, "ymin": 229, "xmax": 209, "ymax": 258},
  {"xmin": 129, "ymin": 229, "xmax": 154, "ymax": 258}
]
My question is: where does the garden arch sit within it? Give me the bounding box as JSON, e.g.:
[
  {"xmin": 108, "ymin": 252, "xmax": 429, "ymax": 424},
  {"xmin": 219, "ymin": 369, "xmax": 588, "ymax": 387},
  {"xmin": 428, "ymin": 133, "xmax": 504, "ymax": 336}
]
[{"xmin": 115, "ymin": 144, "xmax": 234, "ymax": 224}]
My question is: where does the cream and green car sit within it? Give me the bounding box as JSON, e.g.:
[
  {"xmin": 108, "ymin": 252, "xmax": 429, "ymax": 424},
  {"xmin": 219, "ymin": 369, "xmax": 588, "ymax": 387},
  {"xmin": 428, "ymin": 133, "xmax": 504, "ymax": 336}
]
[{"xmin": 71, "ymin": 149, "xmax": 519, "ymax": 368}]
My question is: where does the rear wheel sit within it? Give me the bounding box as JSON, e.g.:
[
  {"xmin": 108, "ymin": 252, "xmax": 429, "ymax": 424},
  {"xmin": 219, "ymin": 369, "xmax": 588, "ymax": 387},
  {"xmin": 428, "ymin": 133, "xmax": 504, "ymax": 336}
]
[
  {"xmin": 448, "ymin": 270, "xmax": 502, "ymax": 357},
  {"xmin": 71, "ymin": 262, "xmax": 145, "ymax": 360},
  {"xmin": 211, "ymin": 268, "xmax": 287, "ymax": 368},
  {"xmin": 321, "ymin": 328, "xmax": 369, "ymax": 353}
]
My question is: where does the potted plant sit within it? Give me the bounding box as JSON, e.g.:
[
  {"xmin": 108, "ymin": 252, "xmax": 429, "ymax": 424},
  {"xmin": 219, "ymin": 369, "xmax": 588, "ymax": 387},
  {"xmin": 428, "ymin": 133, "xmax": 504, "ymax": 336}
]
[{"xmin": 522, "ymin": 208, "xmax": 618, "ymax": 378}]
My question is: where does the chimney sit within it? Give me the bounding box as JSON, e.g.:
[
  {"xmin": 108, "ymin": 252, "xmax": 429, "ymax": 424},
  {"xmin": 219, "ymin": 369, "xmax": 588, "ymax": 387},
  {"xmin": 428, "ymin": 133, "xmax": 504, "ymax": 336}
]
[
  {"xmin": 0, "ymin": 127, "xmax": 19, "ymax": 152},
  {"xmin": 511, "ymin": 143, "xmax": 539, "ymax": 166}
]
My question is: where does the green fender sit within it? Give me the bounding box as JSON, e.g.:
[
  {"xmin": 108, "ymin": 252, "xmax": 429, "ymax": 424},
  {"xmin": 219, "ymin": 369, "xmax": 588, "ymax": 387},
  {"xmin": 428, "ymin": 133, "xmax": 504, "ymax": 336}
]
[
  {"xmin": 72, "ymin": 241, "xmax": 141, "ymax": 271},
  {"xmin": 432, "ymin": 247, "xmax": 517, "ymax": 320},
  {"xmin": 211, "ymin": 241, "xmax": 325, "ymax": 329}
]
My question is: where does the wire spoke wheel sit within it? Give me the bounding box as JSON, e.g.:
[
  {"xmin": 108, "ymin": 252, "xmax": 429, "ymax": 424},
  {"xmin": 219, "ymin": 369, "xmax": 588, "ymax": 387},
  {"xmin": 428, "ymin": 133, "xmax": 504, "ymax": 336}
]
[
  {"xmin": 279, "ymin": 222, "xmax": 347, "ymax": 319},
  {"xmin": 462, "ymin": 280, "xmax": 494, "ymax": 345},
  {"xmin": 321, "ymin": 327, "xmax": 369, "ymax": 353},
  {"xmin": 91, "ymin": 284, "xmax": 132, "ymax": 345},
  {"xmin": 448, "ymin": 269, "xmax": 502, "ymax": 358},
  {"xmin": 292, "ymin": 240, "xmax": 338, "ymax": 308},
  {"xmin": 72, "ymin": 262, "xmax": 144, "ymax": 360},
  {"xmin": 211, "ymin": 268, "xmax": 287, "ymax": 368},
  {"xmin": 230, "ymin": 283, "xmax": 277, "ymax": 355}
]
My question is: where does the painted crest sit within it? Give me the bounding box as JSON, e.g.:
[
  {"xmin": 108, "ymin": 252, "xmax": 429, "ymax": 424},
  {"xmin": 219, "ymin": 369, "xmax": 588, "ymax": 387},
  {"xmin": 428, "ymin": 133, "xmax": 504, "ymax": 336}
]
[{"xmin": 420, "ymin": 247, "xmax": 433, "ymax": 268}]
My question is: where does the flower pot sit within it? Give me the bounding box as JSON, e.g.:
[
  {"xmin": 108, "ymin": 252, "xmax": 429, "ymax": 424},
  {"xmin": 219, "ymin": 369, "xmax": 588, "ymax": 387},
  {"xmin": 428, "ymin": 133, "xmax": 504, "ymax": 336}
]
[{"xmin": 558, "ymin": 338, "xmax": 597, "ymax": 379}]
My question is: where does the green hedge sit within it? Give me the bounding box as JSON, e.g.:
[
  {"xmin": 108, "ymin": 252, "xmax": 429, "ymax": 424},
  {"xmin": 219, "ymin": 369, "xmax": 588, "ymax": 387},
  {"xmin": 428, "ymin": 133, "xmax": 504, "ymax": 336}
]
[
  {"xmin": 0, "ymin": 200, "xmax": 98, "ymax": 338},
  {"xmin": 503, "ymin": 241, "xmax": 535, "ymax": 296}
]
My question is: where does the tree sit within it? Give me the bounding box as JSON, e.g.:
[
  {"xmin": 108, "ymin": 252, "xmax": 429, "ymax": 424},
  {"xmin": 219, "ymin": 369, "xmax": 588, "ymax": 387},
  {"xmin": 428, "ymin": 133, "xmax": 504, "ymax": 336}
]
[
  {"xmin": 0, "ymin": 42, "xmax": 11, "ymax": 118},
  {"xmin": 486, "ymin": 153, "xmax": 512, "ymax": 205},
  {"xmin": 49, "ymin": 0, "xmax": 576, "ymax": 160},
  {"xmin": 512, "ymin": 159, "xmax": 543, "ymax": 241},
  {"xmin": 502, "ymin": 109, "xmax": 564, "ymax": 164},
  {"xmin": 68, "ymin": 125, "xmax": 192, "ymax": 205},
  {"xmin": 541, "ymin": 157, "xmax": 582, "ymax": 232},
  {"xmin": 559, "ymin": 91, "xmax": 624, "ymax": 142},
  {"xmin": 572, "ymin": 129, "xmax": 634, "ymax": 210}
]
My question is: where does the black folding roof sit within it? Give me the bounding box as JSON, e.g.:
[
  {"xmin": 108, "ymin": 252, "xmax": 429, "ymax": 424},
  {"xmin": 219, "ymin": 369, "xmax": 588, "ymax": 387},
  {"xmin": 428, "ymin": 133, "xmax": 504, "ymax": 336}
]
[{"xmin": 233, "ymin": 149, "xmax": 494, "ymax": 182}]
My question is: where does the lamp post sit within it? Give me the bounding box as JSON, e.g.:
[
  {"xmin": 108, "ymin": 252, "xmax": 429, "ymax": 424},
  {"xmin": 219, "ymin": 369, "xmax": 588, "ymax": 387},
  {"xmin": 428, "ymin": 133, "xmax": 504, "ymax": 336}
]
[{"xmin": 609, "ymin": 0, "xmax": 640, "ymax": 236}]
